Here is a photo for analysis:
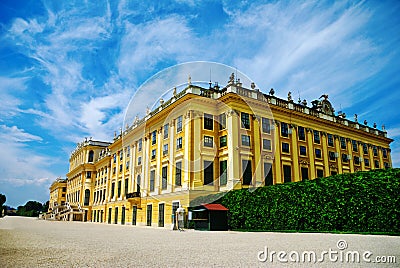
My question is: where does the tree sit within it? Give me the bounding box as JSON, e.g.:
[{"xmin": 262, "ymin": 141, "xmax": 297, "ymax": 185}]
[
  {"xmin": 42, "ymin": 200, "xmax": 49, "ymax": 213},
  {"xmin": 0, "ymin": 193, "xmax": 6, "ymax": 217},
  {"xmin": 16, "ymin": 200, "xmax": 43, "ymax": 217}
]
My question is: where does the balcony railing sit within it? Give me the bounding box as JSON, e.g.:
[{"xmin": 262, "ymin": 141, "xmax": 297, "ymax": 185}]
[{"xmin": 126, "ymin": 192, "xmax": 141, "ymax": 199}]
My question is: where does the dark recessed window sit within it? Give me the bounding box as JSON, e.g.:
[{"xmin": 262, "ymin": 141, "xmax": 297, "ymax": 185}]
[
  {"xmin": 315, "ymin": 148, "xmax": 322, "ymax": 159},
  {"xmin": 373, "ymin": 146, "xmax": 378, "ymax": 156},
  {"xmin": 342, "ymin": 154, "xmax": 349, "ymax": 163},
  {"xmin": 317, "ymin": 169, "xmax": 324, "ymax": 178},
  {"xmin": 175, "ymin": 162, "xmax": 182, "ymax": 186},
  {"xmin": 241, "ymin": 112, "xmax": 250, "ymax": 129},
  {"xmin": 150, "ymin": 170, "xmax": 155, "ymax": 192},
  {"xmin": 219, "ymin": 114, "xmax": 226, "ymax": 130},
  {"xmin": 298, "ymin": 126, "xmax": 305, "ymax": 141},
  {"xmin": 176, "ymin": 116, "xmax": 183, "ymax": 132},
  {"xmin": 384, "ymin": 162, "xmax": 390, "ymax": 169},
  {"xmin": 374, "ymin": 160, "xmax": 380, "ymax": 169},
  {"xmin": 137, "ymin": 156, "xmax": 142, "ymax": 165},
  {"xmin": 340, "ymin": 137, "xmax": 346, "ymax": 149},
  {"xmin": 163, "ymin": 124, "xmax": 169, "ymax": 139},
  {"xmin": 299, "ymin": 146, "xmax": 307, "ymax": 156},
  {"xmin": 263, "ymin": 139, "xmax": 271, "ymax": 150},
  {"xmin": 354, "ymin": 156, "xmax": 360, "ymax": 165},
  {"xmin": 282, "ymin": 142, "xmax": 290, "ymax": 153},
  {"xmin": 328, "ymin": 134, "xmax": 334, "ymax": 147},
  {"xmin": 151, "ymin": 149, "xmax": 156, "ymax": 159},
  {"xmin": 283, "ymin": 165, "xmax": 291, "ymax": 183},
  {"xmin": 176, "ymin": 137, "xmax": 182, "ymax": 150},
  {"xmin": 242, "ymin": 135, "xmax": 250, "ymax": 146},
  {"xmin": 314, "ymin": 130, "xmax": 320, "ymax": 144},
  {"xmin": 383, "ymin": 149, "xmax": 388, "ymax": 158},
  {"xmin": 220, "ymin": 135, "xmax": 227, "ymax": 147},
  {"xmin": 281, "ymin": 122, "xmax": 288, "ymax": 137},
  {"xmin": 138, "ymin": 139, "xmax": 142, "ymax": 152},
  {"xmin": 219, "ymin": 160, "xmax": 227, "ymax": 186},
  {"xmin": 329, "ymin": 151, "xmax": 336, "ymax": 161},
  {"xmin": 163, "ymin": 144, "xmax": 168, "ymax": 155},
  {"xmin": 152, "ymin": 130, "xmax": 157, "ymax": 145},
  {"xmin": 204, "ymin": 113, "xmax": 214, "ymax": 130},
  {"xmin": 204, "ymin": 161, "xmax": 214, "ymax": 185},
  {"xmin": 352, "ymin": 140, "xmax": 358, "ymax": 152},
  {"xmin": 264, "ymin": 163, "xmax": 273, "ymax": 186},
  {"xmin": 242, "ymin": 160, "xmax": 252, "ymax": 185},
  {"xmin": 262, "ymin": 118, "xmax": 271, "ymax": 134},
  {"xmin": 204, "ymin": 136, "xmax": 214, "ymax": 147},
  {"xmin": 363, "ymin": 144, "xmax": 368, "ymax": 155},
  {"xmin": 301, "ymin": 167, "xmax": 309, "ymax": 181},
  {"xmin": 364, "ymin": 158, "xmax": 370, "ymax": 167},
  {"xmin": 162, "ymin": 166, "xmax": 168, "ymax": 190},
  {"xmin": 117, "ymin": 180, "xmax": 121, "ymax": 197}
]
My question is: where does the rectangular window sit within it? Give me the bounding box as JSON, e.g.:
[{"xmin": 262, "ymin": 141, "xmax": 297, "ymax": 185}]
[
  {"xmin": 364, "ymin": 158, "xmax": 370, "ymax": 167},
  {"xmin": 373, "ymin": 146, "xmax": 378, "ymax": 156},
  {"xmin": 87, "ymin": 171, "xmax": 91, "ymax": 178},
  {"xmin": 383, "ymin": 149, "xmax": 388, "ymax": 158},
  {"xmin": 124, "ymin": 178, "xmax": 128, "ymax": 195},
  {"xmin": 281, "ymin": 122, "xmax": 288, "ymax": 137},
  {"xmin": 150, "ymin": 170, "xmax": 155, "ymax": 192},
  {"xmin": 264, "ymin": 163, "xmax": 273, "ymax": 186},
  {"xmin": 282, "ymin": 142, "xmax": 290, "ymax": 153},
  {"xmin": 162, "ymin": 166, "xmax": 168, "ymax": 190},
  {"xmin": 146, "ymin": 204, "xmax": 152, "ymax": 226},
  {"xmin": 352, "ymin": 140, "xmax": 358, "ymax": 152},
  {"xmin": 126, "ymin": 161, "xmax": 130, "ymax": 170},
  {"xmin": 175, "ymin": 162, "xmax": 182, "ymax": 186},
  {"xmin": 241, "ymin": 112, "xmax": 250, "ymax": 129},
  {"xmin": 220, "ymin": 135, "xmax": 227, "ymax": 147},
  {"xmin": 342, "ymin": 154, "xmax": 349, "ymax": 163},
  {"xmin": 317, "ymin": 169, "xmax": 324, "ymax": 178},
  {"xmin": 204, "ymin": 136, "xmax": 214, "ymax": 147},
  {"xmin": 176, "ymin": 116, "xmax": 183, "ymax": 132},
  {"xmin": 329, "ymin": 151, "xmax": 336, "ymax": 161},
  {"xmin": 354, "ymin": 156, "xmax": 360, "ymax": 165},
  {"xmin": 219, "ymin": 160, "xmax": 227, "ymax": 186},
  {"xmin": 163, "ymin": 144, "xmax": 168, "ymax": 156},
  {"xmin": 263, "ymin": 139, "xmax": 271, "ymax": 150},
  {"xmin": 328, "ymin": 134, "xmax": 334, "ymax": 147},
  {"xmin": 283, "ymin": 165, "xmax": 291, "ymax": 183},
  {"xmin": 204, "ymin": 113, "xmax": 214, "ymax": 130},
  {"xmin": 241, "ymin": 135, "xmax": 250, "ymax": 146},
  {"xmin": 363, "ymin": 144, "xmax": 368, "ymax": 155},
  {"xmin": 138, "ymin": 139, "xmax": 142, "ymax": 152},
  {"xmin": 242, "ymin": 160, "xmax": 252, "ymax": 185},
  {"xmin": 298, "ymin": 126, "xmax": 305, "ymax": 141},
  {"xmin": 120, "ymin": 151, "xmax": 123, "ymax": 160},
  {"xmin": 299, "ymin": 146, "xmax": 307, "ymax": 156},
  {"xmin": 126, "ymin": 146, "xmax": 130, "ymax": 157},
  {"xmin": 113, "ymin": 154, "xmax": 117, "ymax": 163},
  {"xmin": 315, "ymin": 148, "xmax": 322, "ymax": 159},
  {"xmin": 152, "ymin": 130, "xmax": 157, "ymax": 145},
  {"xmin": 219, "ymin": 113, "xmax": 226, "ymax": 130},
  {"xmin": 384, "ymin": 162, "xmax": 390, "ymax": 169},
  {"xmin": 301, "ymin": 167, "xmax": 309, "ymax": 181},
  {"xmin": 151, "ymin": 149, "xmax": 156, "ymax": 159},
  {"xmin": 262, "ymin": 118, "xmax": 271, "ymax": 133},
  {"xmin": 374, "ymin": 160, "xmax": 380, "ymax": 169},
  {"xmin": 117, "ymin": 180, "xmax": 121, "ymax": 197},
  {"xmin": 204, "ymin": 161, "xmax": 214, "ymax": 185},
  {"xmin": 111, "ymin": 182, "xmax": 115, "ymax": 197},
  {"xmin": 113, "ymin": 167, "xmax": 116, "ymax": 174},
  {"xmin": 119, "ymin": 164, "xmax": 122, "ymax": 172},
  {"xmin": 314, "ymin": 130, "xmax": 320, "ymax": 144},
  {"xmin": 176, "ymin": 137, "xmax": 182, "ymax": 150},
  {"xmin": 138, "ymin": 156, "xmax": 142, "ymax": 165},
  {"xmin": 163, "ymin": 124, "xmax": 169, "ymax": 139},
  {"xmin": 340, "ymin": 137, "xmax": 346, "ymax": 149}
]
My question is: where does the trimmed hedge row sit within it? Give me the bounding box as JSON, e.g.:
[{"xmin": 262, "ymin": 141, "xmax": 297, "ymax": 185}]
[{"xmin": 191, "ymin": 168, "xmax": 400, "ymax": 233}]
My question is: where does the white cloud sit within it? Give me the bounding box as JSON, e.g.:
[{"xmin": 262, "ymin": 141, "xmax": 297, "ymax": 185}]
[{"xmin": 0, "ymin": 125, "xmax": 42, "ymax": 143}]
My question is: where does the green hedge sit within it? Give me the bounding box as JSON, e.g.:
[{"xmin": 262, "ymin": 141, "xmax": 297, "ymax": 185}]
[{"xmin": 191, "ymin": 168, "xmax": 400, "ymax": 233}]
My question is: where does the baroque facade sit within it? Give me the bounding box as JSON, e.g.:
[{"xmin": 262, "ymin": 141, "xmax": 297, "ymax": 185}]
[{"xmin": 48, "ymin": 73, "xmax": 393, "ymax": 227}]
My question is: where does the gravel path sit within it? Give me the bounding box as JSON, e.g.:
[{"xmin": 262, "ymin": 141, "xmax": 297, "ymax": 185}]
[{"xmin": 0, "ymin": 216, "xmax": 399, "ymax": 267}]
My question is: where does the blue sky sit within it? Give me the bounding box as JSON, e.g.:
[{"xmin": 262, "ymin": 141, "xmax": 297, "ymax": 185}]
[{"xmin": 0, "ymin": 0, "xmax": 399, "ymax": 208}]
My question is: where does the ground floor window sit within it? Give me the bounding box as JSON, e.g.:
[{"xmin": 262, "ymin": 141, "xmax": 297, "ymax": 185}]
[
  {"xmin": 114, "ymin": 207, "xmax": 118, "ymax": 224},
  {"xmin": 264, "ymin": 163, "xmax": 273, "ymax": 186},
  {"xmin": 301, "ymin": 167, "xmax": 309, "ymax": 181},
  {"xmin": 132, "ymin": 206, "xmax": 137, "ymax": 225},
  {"xmin": 158, "ymin": 203, "xmax": 165, "ymax": 227},
  {"xmin": 204, "ymin": 161, "xmax": 214, "ymax": 185},
  {"xmin": 219, "ymin": 160, "xmax": 227, "ymax": 186},
  {"xmin": 242, "ymin": 160, "xmax": 252, "ymax": 185},
  {"xmin": 121, "ymin": 207, "xmax": 125, "ymax": 225},
  {"xmin": 108, "ymin": 208, "xmax": 112, "ymax": 224},
  {"xmin": 283, "ymin": 165, "xmax": 292, "ymax": 183},
  {"xmin": 147, "ymin": 204, "xmax": 152, "ymax": 226}
]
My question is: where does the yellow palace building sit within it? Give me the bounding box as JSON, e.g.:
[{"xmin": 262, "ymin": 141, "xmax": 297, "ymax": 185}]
[{"xmin": 48, "ymin": 73, "xmax": 392, "ymax": 227}]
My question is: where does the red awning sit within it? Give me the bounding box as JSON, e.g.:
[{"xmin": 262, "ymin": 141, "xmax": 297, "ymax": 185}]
[{"xmin": 202, "ymin": 203, "xmax": 229, "ymax": 211}]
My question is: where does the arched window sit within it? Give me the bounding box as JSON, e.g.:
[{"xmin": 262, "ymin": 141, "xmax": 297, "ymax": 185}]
[
  {"xmin": 88, "ymin": 150, "xmax": 94, "ymax": 162},
  {"xmin": 84, "ymin": 189, "xmax": 90, "ymax": 206}
]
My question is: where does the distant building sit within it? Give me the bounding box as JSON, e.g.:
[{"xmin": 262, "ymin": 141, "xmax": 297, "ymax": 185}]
[{"xmin": 48, "ymin": 73, "xmax": 393, "ymax": 227}]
